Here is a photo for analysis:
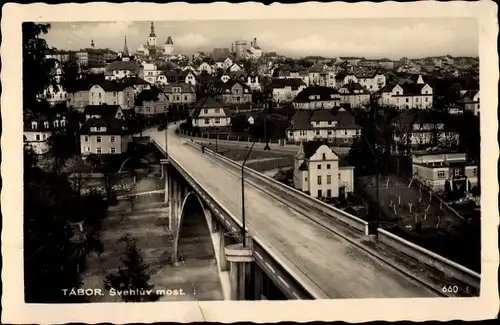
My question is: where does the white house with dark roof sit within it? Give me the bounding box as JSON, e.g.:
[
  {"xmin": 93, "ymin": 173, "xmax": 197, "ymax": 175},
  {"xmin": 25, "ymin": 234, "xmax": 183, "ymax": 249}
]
[
  {"xmin": 338, "ymin": 82, "xmax": 371, "ymax": 108},
  {"xmin": 88, "ymin": 80, "xmax": 135, "ymax": 109},
  {"xmin": 138, "ymin": 62, "xmax": 159, "ymax": 84},
  {"xmin": 191, "ymin": 97, "xmax": 232, "ymax": 133},
  {"xmin": 293, "ymin": 86, "xmax": 341, "ymax": 110},
  {"xmin": 342, "ymin": 72, "xmax": 387, "ymax": 92},
  {"xmin": 293, "ymin": 141, "xmax": 355, "ymax": 199},
  {"xmin": 197, "ymin": 62, "xmax": 213, "ymax": 75},
  {"xmin": 287, "ymin": 109, "xmax": 361, "ymax": 145},
  {"xmin": 379, "ymin": 82, "xmax": 433, "ymax": 110},
  {"xmin": 105, "ymin": 60, "xmax": 140, "ymax": 80},
  {"xmin": 24, "ymin": 114, "xmax": 67, "ymax": 154},
  {"xmin": 266, "ymin": 78, "xmax": 307, "ymax": 103},
  {"xmin": 80, "ymin": 117, "xmax": 131, "ymax": 155}
]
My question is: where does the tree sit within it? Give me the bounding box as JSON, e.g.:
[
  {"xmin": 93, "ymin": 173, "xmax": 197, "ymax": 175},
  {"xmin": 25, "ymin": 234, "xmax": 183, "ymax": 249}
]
[
  {"xmin": 104, "ymin": 235, "xmax": 159, "ymax": 302},
  {"xmin": 61, "ymin": 56, "xmax": 85, "ymax": 93},
  {"xmin": 22, "ymin": 22, "xmax": 56, "ymax": 116},
  {"xmin": 24, "ymin": 148, "xmax": 87, "ymax": 303}
]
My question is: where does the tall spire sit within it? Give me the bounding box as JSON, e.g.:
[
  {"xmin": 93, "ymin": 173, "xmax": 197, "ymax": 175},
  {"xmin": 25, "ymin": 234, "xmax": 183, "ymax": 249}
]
[
  {"xmin": 149, "ymin": 21, "xmax": 156, "ymax": 37},
  {"xmin": 123, "ymin": 36, "xmax": 129, "ymax": 57}
]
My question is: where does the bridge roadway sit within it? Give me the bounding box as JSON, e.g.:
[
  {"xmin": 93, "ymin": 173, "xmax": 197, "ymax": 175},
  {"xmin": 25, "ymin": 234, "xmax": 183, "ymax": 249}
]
[{"xmin": 144, "ymin": 126, "xmax": 438, "ymax": 298}]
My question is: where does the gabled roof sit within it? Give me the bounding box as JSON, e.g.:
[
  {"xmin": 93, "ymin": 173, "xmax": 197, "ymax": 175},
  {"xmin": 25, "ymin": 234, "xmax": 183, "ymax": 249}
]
[
  {"xmin": 266, "ymin": 78, "xmax": 306, "ymax": 90},
  {"xmin": 398, "ymin": 83, "xmax": 428, "ymax": 96},
  {"xmin": 228, "ymin": 70, "xmax": 248, "ymax": 79},
  {"xmin": 91, "ymin": 80, "xmax": 131, "ymax": 92},
  {"xmin": 290, "ymin": 111, "xmax": 313, "ymax": 130},
  {"xmin": 308, "ymin": 63, "xmax": 324, "ymax": 73},
  {"xmin": 83, "ymin": 105, "xmax": 121, "ymax": 117},
  {"xmin": 165, "ymin": 36, "xmax": 174, "ymax": 45},
  {"xmin": 309, "ymin": 110, "xmax": 337, "ymax": 122},
  {"xmin": 294, "ymin": 86, "xmax": 340, "ymax": 103},
  {"xmin": 106, "ymin": 60, "xmax": 139, "ymax": 72},
  {"xmin": 289, "ymin": 109, "xmax": 360, "ymax": 131},
  {"xmin": 219, "ymin": 79, "xmax": 250, "ymax": 92},
  {"xmin": 193, "ymin": 96, "xmax": 223, "ymax": 110},
  {"xmin": 302, "ymin": 140, "xmax": 331, "ymax": 159},
  {"xmin": 80, "ymin": 117, "xmax": 125, "ymax": 135}
]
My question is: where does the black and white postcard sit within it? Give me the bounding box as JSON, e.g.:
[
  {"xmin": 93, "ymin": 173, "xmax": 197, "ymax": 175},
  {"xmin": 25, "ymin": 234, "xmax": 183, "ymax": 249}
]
[{"xmin": 1, "ymin": 1, "xmax": 498, "ymax": 323}]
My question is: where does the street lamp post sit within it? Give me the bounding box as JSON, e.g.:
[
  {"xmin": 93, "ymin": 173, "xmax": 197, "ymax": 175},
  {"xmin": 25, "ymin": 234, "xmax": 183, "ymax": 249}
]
[
  {"xmin": 263, "ymin": 100, "xmax": 271, "ymax": 151},
  {"xmin": 241, "ymin": 141, "xmax": 256, "ymax": 247}
]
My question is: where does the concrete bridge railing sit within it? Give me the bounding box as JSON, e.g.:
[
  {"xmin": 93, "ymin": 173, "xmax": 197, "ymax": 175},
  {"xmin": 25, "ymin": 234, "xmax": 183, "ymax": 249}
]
[
  {"xmin": 185, "ymin": 140, "xmax": 370, "ymax": 235},
  {"xmin": 377, "ymin": 228, "xmax": 481, "ymax": 290}
]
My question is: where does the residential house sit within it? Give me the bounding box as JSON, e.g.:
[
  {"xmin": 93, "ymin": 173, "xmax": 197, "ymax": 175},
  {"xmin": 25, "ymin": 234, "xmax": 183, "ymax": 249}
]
[
  {"xmin": 308, "ymin": 63, "xmax": 324, "ymax": 86},
  {"xmin": 163, "ymin": 82, "xmax": 196, "ymax": 107},
  {"xmin": 293, "ymin": 141, "xmax": 355, "ymax": 199},
  {"xmin": 342, "ymin": 73, "xmax": 387, "ymax": 92},
  {"xmin": 138, "ymin": 62, "xmax": 159, "ymax": 84},
  {"xmin": 217, "ymin": 79, "xmax": 252, "ymax": 104},
  {"xmin": 135, "ymin": 86, "xmax": 170, "ymax": 116},
  {"xmin": 228, "ymin": 63, "xmax": 243, "ymax": 72},
  {"xmin": 266, "ymin": 78, "xmax": 307, "ymax": 103},
  {"xmin": 80, "ymin": 117, "xmax": 131, "ymax": 155},
  {"xmin": 88, "ymin": 80, "xmax": 135, "ymax": 110},
  {"xmin": 83, "ymin": 104, "xmax": 125, "ymax": 121},
  {"xmin": 379, "ymin": 83, "xmax": 433, "ymax": 110},
  {"xmin": 44, "ymin": 84, "xmax": 68, "ymax": 106},
  {"xmin": 197, "ymin": 62, "xmax": 213, "ymax": 75},
  {"xmin": 220, "ymin": 73, "xmax": 231, "ymax": 83},
  {"xmin": 338, "ymin": 82, "xmax": 371, "ymax": 108},
  {"xmin": 457, "ymin": 90, "xmax": 480, "ymax": 116},
  {"xmin": 247, "ymin": 73, "xmax": 261, "ymax": 91},
  {"xmin": 411, "ymin": 150, "xmax": 478, "ymax": 192},
  {"xmin": 105, "ymin": 60, "xmax": 140, "ymax": 80},
  {"xmin": 23, "ymin": 114, "xmax": 67, "ymax": 154},
  {"xmin": 293, "ymin": 86, "xmax": 341, "ymax": 110},
  {"xmin": 392, "ymin": 111, "xmax": 459, "ymax": 153},
  {"xmin": 183, "ymin": 71, "xmax": 197, "ymax": 86},
  {"xmin": 287, "ymin": 109, "xmax": 361, "ymax": 145},
  {"xmin": 191, "ymin": 97, "xmax": 232, "ymax": 133}
]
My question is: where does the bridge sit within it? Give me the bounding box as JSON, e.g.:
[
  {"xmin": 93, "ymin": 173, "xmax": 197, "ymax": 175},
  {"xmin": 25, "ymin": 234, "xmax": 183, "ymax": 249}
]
[{"xmin": 141, "ymin": 125, "xmax": 480, "ymax": 300}]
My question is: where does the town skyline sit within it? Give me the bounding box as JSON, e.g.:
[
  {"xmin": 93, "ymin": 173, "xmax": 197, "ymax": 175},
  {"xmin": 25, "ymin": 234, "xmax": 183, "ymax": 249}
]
[{"xmin": 42, "ymin": 18, "xmax": 478, "ymax": 60}]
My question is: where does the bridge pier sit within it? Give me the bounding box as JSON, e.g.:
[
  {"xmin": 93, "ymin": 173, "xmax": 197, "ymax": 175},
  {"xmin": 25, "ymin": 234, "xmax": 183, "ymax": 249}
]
[
  {"xmin": 219, "ymin": 231, "xmax": 229, "ymax": 271},
  {"xmin": 225, "ymin": 242, "xmax": 255, "ymax": 300}
]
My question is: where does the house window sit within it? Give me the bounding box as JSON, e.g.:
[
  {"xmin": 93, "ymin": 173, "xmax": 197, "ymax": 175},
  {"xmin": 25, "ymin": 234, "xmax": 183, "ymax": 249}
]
[
  {"xmin": 110, "ymin": 147, "xmax": 116, "ymax": 154},
  {"xmin": 328, "ymin": 131, "xmax": 332, "ymax": 135},
  {"xmin": 215, "ymin": 118, "xmax": 220, "ymax": 124},
  {"xmin": 328, "ymin": 121, "xmax": 332, "ymax": 125},
  {"xmin": 316, "ymin": 131, "xmax": 320, "ymax": 136},
  {"xmin": 326, "ymin": 164, "xmax": 331, "ymax": 169},
  {"xmin": 317, "ymin": 176, "xmax": 322, "ymax": 185},
  {"xmin": 31, "ymin": 122, "xmax": 37, "ymax": 129},
  {"xmin": 327, "ymin": 189, "xmax": 332, "ymax": 198},
  {"xmin": 344, "ymin": 130, "xmax": 348, "ymax": 135},
  {"xmin": 110, "ymin": 136, "xmax": 115, "ymax": 143},
  {"xmin": 406, "ymin": 98, "xmax": 409, "ymax": 103},
  {"xmin": 473, "ymin": 168, "xmax": 477, "ymax": 176},
  {"xmin": 338, "ymin": 173, "xmax": 341, "ymax": 180},
  {"xmin": 35, "ymin": 134, "xmax": 40, "ymax": 141},
  {"xmin": 84, "ymin": 136, "xmax": 89, "ymax": 142},
  {"xmin": 97, "ymin": 136, "xmax": 102, "ymax": 143},
  {"xmin": 215, "ymin": 108, "xmax": 220, "ymax": 113},
  {"xmin": 317, "ymin": 164, "xmax": 322, "ymax": 169},
  {"xmin": 327, "ymin": 175, "xmax": 332, "ymax": 184},
  {"xmin": 437, "ymin": 170, "xmax": 446, "ymax": 178},
  {"xmin": 317, "ymin": 190, "xmax": 323, "ymax": 198},
  {"xmin": 204, "ymin": 109, "xmax": 208, "ymax": 114},
  {"xmin": 322, "ymin": 153, "xmax": 326, "ymax": 160},
  {"xmin": 454, "ymin": 169, "xmax": 460, "ymax": 176},
  {"xmin": 204, "ymin": 118, "xmax": 210, "ymax": 124},
  {"xmin": 96, "ymin": 148, "xmax": 102, "ymax": 154},
  {"xmin": 54, "ymin": 120, "xmax": 59, "ymax": 128}
]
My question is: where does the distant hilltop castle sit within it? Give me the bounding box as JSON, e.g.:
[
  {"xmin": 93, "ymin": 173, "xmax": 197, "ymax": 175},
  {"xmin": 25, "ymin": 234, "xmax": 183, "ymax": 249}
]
[
  {"xmin": 231, "ymin": 37, "xmax": 262, "ymax": 60},
  {"xmin": 135, "ymin": 22, "xmax": 175, "ymax": 57}
]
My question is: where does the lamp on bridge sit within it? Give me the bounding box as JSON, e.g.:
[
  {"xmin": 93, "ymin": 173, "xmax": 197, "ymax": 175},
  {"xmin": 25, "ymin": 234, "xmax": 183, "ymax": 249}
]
[{"xmin": 241, "ymin": 119, "xmax": 265, "ymax": 247}]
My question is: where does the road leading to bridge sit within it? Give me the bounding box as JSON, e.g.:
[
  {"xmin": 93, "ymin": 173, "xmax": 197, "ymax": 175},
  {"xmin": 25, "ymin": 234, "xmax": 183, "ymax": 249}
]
[{"xmin": 144, "ymin": 126, "xmax": 438, "ymax": 298}]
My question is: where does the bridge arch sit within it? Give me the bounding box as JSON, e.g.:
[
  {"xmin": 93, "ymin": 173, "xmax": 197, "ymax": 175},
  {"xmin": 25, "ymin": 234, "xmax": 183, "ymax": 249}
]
[{"xmin": 174, "ymin": 191, "xmax": 216, "ymax": 262}]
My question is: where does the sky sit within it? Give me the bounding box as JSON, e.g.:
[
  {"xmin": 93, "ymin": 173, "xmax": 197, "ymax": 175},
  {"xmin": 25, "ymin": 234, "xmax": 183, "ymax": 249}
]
[{"xmin": 41, "ymin": 19, "xmax": 478, "ymax": 60}]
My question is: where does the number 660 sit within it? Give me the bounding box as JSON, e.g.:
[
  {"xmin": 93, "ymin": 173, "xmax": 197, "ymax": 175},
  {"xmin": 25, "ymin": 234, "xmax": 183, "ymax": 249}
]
[{"xmin": 442, "ymin": 285, "xmax": 459, "ymax": 293}]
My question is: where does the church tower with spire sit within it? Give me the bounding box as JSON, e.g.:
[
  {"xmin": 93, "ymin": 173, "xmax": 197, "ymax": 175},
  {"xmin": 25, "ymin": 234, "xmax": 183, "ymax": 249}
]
[
  {"xmin": 148, "ymin": 21, "xmax": 157, "ymax": 47},
  {"xmin": 164, "ymin": 36, "xmax": 174, "ymax": 55},
  {"xmin": 122, "ymin": 36, "xmax": 130, "ymax": 62}
]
